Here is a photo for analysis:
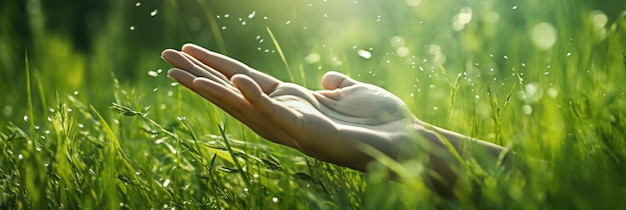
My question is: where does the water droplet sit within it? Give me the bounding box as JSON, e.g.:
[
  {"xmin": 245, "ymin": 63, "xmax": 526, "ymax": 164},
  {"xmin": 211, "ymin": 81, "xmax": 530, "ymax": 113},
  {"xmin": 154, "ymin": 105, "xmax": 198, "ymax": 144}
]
[
  {"xmin": 163, "ymin": 179, "xmax": 171, "ymax": 187},
  {"xmin": 532, "ymin": 22, "xmax": 557, "ymax": 50},
  {"xmin": 129, "ymin": 26, "xmax": 135, "ymax": 30},
  {"xmin": 475, "ymin": 95, "xmax": 480, "ymax": 99},
  {"xmin": 357, "ymin": 49, "xmax": 372, "ymax": 59},
  {"xmin": 73, "ymin": 91, "xmax": 79, "ymax": 95},
  {"xmin": 285, "ymin": 20, "xmax": 291, "ymax": 24},
  {"xmin": 305, "ymin": 53, "xmax": 321, "ymax": 63},
  {"xmin": 135, "ymin": 2, "xmax": 141, "ymax": 7},
  {"xmin": 170, "ymin": 82, "xmax": 179, "ymax": 87},
  {"xmin": 248, "ymin": 11, "xmax": 256, "ymax": 19},
  {"xmin": 512, "ymin": 5, "xmax": 518, "ymax": 10},
  {"xmin": 522, "ymin": 105, "xmax": 532, "ymax": 115},
  {"xmin": 148, "ymin": 71, "xmax": 158, "ymax": 77},
  {"xmin": 78, "ymin": 123, "xmax": 84, "ymax": 128},
  {"xmin": 272, "ymin": 197, "xmax": 278, "ymax": 203},
  {"xmin": 150, "ymin": 9, "xmax": 158, "ymax": 17},
  {"xmin": 18, "ymin": 154, "xmax": 23, "ymax": 159},
  {"xmin": 566, "ymin": 52, "xmax": 572, "ymax": 57},
  {"xmin": 406, "ymin": 0, "xmax": 422, "ymax": 7}
]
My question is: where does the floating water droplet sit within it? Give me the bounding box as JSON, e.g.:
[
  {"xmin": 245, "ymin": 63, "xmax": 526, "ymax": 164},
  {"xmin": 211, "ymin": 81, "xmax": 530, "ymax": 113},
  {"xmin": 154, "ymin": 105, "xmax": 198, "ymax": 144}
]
[
  {"xmin": 150, "ymin": 9, "xmax": 157, "ymax": 17},
  {"xmin": 357, "ymin": 49, "xmax": 372, "ymax": 59},
  {"xmin": 305, "ymin": 53, "xmax": 321, "ymax": 63},
  {"xmin": 532, "ymin": 22, "xmax": 557, "ymax": 50},
  {"xmin": 522, "ymin": 105, "xmax": 532, "ymax": 115}
]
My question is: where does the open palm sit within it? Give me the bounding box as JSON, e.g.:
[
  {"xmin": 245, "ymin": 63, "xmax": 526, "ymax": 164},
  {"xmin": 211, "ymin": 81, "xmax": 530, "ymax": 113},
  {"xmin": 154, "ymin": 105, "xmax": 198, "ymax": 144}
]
[{"xmin": 162, "ymin": 44, "xmax": 415, "ymax": 171}]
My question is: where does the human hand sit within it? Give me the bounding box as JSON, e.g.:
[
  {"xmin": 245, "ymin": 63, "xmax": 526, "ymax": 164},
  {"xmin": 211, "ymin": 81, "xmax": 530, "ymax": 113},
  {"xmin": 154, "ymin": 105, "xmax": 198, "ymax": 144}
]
[{"xmin": 161, "ymin": 44, "xmax": 418, "ymax": 171}]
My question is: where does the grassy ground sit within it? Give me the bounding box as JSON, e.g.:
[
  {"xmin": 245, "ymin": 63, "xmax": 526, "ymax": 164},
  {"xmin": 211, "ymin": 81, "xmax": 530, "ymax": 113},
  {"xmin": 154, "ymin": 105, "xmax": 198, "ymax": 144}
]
[{"xmin": 1, "ymin": 0, "xmax": 626, "ymax": 209}]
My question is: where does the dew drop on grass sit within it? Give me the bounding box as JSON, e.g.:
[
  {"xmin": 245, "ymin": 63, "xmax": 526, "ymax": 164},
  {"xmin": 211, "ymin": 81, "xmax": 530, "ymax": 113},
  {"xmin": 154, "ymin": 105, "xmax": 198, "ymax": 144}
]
[
  {"xmin": 272, "ymin": 197, "xmax": 278, "ymax": 203},
  {"xmin": 18, "ymin": 154, "xmax": 23, "ymax": 160},
  {"xmin": 129, "ymin": 25, "xmax": 135, "ymax": 31},
  {"xmin": 566, "ymin": 52, "xmax": 572, "ymax": 57},
  {"xmin": 163, "ymin": 179, "xmax": 171, "ymax": 187},
  {"xmin": 73, "ymin": 90, "xmax": 79, "ymax": 95},
  {"xmin": 135, "ymin": 2, "xmax": 141, "ymax": 7},
  {"xmin": 150, "ymin": 9, "xmax": 157, "ymax": 17},
  {"xmin": 512, "ymin": 5, "xmax": 518, "ymax": 10},
  {"xmin": 23, "ymin": 115, "xmax": 28, "ymax": 121},
  {"xmin": 475, "ymin": 95, "xmax": 480, "ymax": 99},
  {"xmin": 78, "ymin": 123, "xmax": 84, "ymax": 128},
  {"xmin": 248, "ymin": 11, "xmax": 256, "ymax": 19},
  {"xmin": 148, "ymin": 71, "xmax": 158, "ymax": 77}
]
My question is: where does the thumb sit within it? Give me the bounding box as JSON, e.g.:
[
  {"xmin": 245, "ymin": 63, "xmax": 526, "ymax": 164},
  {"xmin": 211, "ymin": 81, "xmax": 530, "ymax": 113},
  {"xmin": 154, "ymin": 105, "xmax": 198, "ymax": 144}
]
[{"xmin": 321, "ymin": 71, "xmax": 359, "ymax": 90}]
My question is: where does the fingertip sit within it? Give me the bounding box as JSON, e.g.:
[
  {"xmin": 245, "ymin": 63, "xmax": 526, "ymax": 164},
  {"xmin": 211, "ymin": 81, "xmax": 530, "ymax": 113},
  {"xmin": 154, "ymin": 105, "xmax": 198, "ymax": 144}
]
[
  {"xmin": 161, "ymin": 49, "xmax": 178, "ymax": 60},
  {"xmin": 231, "ymin": 75, "xmax": 263, "ymax": 97},
  {"xmin": 321, "ymin": 71, "xmax": 357, "ymax": 90}
]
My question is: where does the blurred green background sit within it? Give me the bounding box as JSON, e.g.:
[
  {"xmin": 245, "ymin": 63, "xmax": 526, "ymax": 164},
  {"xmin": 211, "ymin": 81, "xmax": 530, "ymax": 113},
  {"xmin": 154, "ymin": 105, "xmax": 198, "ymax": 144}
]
[
  {"xmin": 1, "ymin": 0, "xmax": 626, "ymax": 209},
  {"xmin": 3, "ymin": 0, "xmax": 624, "ymax": 123}
]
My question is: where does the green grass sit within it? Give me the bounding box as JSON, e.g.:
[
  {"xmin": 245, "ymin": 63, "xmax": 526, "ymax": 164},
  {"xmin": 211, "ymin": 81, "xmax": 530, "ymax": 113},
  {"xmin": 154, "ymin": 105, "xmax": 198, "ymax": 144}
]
[{"xmin": 1, "ymin": 0, "xmax": 626, "ymax": 209}]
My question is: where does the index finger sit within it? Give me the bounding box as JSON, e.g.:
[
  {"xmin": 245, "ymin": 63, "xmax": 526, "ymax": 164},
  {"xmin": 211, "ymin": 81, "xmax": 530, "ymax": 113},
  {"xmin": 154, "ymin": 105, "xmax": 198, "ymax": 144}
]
[{"xmin": 181, "ymin": 43, "xmax": 282, "ymax": 94}]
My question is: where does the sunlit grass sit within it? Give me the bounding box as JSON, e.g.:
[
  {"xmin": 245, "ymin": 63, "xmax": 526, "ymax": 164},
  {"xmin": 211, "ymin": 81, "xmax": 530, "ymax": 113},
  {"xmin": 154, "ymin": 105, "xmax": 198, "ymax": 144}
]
[{"xmin": 1, "ymin": 0, "xmax": 626, "ymax": 209}]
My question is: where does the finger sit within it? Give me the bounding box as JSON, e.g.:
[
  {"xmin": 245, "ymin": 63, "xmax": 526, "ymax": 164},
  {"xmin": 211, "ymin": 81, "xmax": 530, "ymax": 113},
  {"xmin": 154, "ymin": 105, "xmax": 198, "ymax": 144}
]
[
  {"xmin": 321, "ymin": 71, "xmax": 359, "ymax": 90},
  {"xmin": 181, "ymin": 43, "xmax": 282, "ymax": 93},
  {"xmin": 162, "ymin": 50, "xmax": 235, "ymax": 90},
  {"xmin": 231, "ymin": 75, "xmax": 303, "ymax": 137},
  {"xmin": 190, "ymin": 77, "xmax": 275, "ymax": 132}
]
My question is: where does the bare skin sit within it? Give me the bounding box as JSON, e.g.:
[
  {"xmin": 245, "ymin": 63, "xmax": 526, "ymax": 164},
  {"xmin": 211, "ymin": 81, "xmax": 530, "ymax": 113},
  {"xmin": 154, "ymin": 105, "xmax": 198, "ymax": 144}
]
[{"xmin": 161, "ymin": 43, "xmax": 505, "ymax": 194}]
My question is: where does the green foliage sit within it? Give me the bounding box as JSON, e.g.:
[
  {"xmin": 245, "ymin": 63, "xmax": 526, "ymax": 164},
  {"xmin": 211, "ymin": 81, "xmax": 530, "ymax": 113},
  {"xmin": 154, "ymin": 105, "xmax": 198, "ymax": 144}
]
[{"xmin": 1, "ymin": 0, "xmax": 626, "ymax": 209}]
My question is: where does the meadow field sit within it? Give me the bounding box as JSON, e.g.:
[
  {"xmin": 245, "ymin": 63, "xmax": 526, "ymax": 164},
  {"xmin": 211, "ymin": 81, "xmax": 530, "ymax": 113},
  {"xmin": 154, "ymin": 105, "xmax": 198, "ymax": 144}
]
[{"xmin": 1, "ymin": 0, "xmax": 625, "ymax": 209}]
